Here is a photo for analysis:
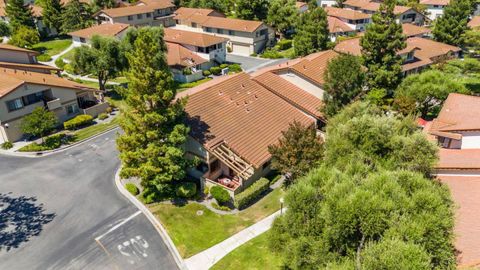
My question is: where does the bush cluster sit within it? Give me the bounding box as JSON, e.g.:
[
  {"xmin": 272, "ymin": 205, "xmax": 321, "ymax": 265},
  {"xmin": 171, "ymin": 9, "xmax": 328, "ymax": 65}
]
[
  {"xmin": 228, "ymin": 64, "xmax": 242, "ymax": 73},
  {"xmin": 210, "ymin": 66, "xmax": 222, "ymax": 75},
  {"xmin": 125, "ymin": 183, "xmax": 139, "ymax": 196},
  {"xmin": 176, "ymin": 182, "xmax": 197, "ymax": 198},
  {"xmin": 37, "ymin": 54, "xmax": 52, "ymax": 62},
  {"xmin": 64, "ymin": 114, "xmax": 94, "ymax": 130},
  {"xmin": 234, "ymin": 178, "xmax": 270, "ymax": 209},
  {"xmin": 260, "ymin": 48, "xmax": 283, "ymax": 59},
  {"xmin": 55, "ymin": 58, "xmax": 66, "ymax": 69},
  {"xmin": 210, "ymin": 185, "xmax": 230, "ymax": 205},
  {"xmin": 202, "ymin": 70, "xmax": 211, "ymax": 76},
  {"xmin": 276, "ymin": 39, "xmax": 292, "ymax": 50},
  {"xmin": 18, "ymin": 134, "xmax": 69, "ymax": 152},
  {"xmin": 211, "ymin": 202, "xmax": 231, "ymax": 211},
  {"xmin": 98, "ymin": 113, "xmax": 108, "ymax": 120},
  {"xmin": 1, "ymin": 141, "xmax": 13, "ymax": 150}
]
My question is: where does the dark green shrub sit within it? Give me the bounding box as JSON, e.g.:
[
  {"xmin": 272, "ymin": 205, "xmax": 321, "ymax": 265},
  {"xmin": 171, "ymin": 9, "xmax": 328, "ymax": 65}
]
[
  {"xmin": 210, "ymin": 66, "xmax": 222, "ymax": 75},
  {"xmin": 277, "ymin": 39, "xmax": 292, "ymax": 50},
  {"xmin": 37, "ymin": 54, "xmax": 52, "ymax": 62},
  {"xmin": 1, "ymin": 141, "xmax": 13, "ymax": 150},
  {"xmin": 227, "ymin": 46, "xmax": 232, "ymax": 53},
  {"xmin": 210, "ymin": 185, "xmax": 230, "ymax": 204},
  {"xmin": 202, "ymin": 70, "xmax": 211, "ymax": 76},
  {"xmin": 260, "ymin": 49, "xmax": 282, "ymax": 59},
  {"xmin": 183, "ymin": 67, "xmax": 192, "ymax": 75},
  {"xmin": 64, "ymin": 114, "xmax": 94, "ymax": 130},
  {"xmin": 234, "ymin": 178, "xmax": 270, "ymax": 209},
  {"xmin": 228, "ymin": 64, "xmax": 242, "ymax": 73},
  {"xmin": 105, "ymin": 106, "xmax": 113, "ymax": 114},
  {"xmin": 211, "ymin": 202, "xmax": 231, "ymax": 211},
  {"xmin": 176, "ymin": 182, "xmax": 197, "ymax": 198},
  {"xmin": 220, "ymin": 63, "xmax": 228, "ymax": 69},
  {"xmin": 250, "ymin": 53, "xmax": 257, "ymax": 57},
  {"xmin": 98, "ymin": 113, "xmax": 108, "ymax": 120},
  {"xmin": 18, "ymin": 133, "xmax": 69, "ymax": 152},
  {"xmin": 125, "ymin": 183, "xmax": 139, "ymax": 195},
  {"xmin": 55, "ymin": 57, "xmax": 66, "ymax": 69}
]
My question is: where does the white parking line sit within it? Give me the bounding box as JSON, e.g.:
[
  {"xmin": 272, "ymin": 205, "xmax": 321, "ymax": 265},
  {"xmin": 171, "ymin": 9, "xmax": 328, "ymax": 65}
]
[{"xmin": 95, "ymin": 211, "xmax": 142, "ymax": 241}]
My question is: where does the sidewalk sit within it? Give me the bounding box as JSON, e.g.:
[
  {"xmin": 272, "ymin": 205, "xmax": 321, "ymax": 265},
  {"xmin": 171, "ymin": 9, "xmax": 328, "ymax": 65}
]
[{"xmin": 184, "ymin": 209, "xmax": 284, "ymax": 270}]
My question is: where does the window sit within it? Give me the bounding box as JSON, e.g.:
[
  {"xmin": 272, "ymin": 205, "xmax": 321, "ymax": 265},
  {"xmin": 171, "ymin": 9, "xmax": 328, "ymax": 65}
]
[
  {"xmin": 434, "ymin": 4, "xmax": 439, "ymax": 7},
  {"xmin": 128, "ymin": 15, "xmax": 133, "ymax": 21},
  {"xmin": 198, "ymin": 47, "xmax": 205, "ymax": 53},
  {"xmin": 146, "ymin": 12, "xmax": 151, "ymax": 18},
  {"xmin": 80, "ymin": 37, "xmax": 86, "ymax": 43},
  {"xmin": 66, "ymin": 104, "xmax": 79, "ymax": 115},
  {"xmin": 262, "ymin": 161, "xmax": 271, "ymax": 171},
  {"xmin": 210, "ymin": 159, "xmax": 220, "ymax": 172},
  {"xmin": 6, "ymin": 98, "xmax": 24, "ymax": 112},
  {"xmin": 228, "ymin": 30, "xmax": 234, "ymax": 35},
  {"xmin": 206, "ymin": 27, "xmax": 213, "ymax": 32},
  {"xmin": 137, "ymin": 14, "xmax": 143, "ymax": 19},
  {"xmin": 217, "ymin": 29, "xmax": 223, "ymax": 34},
  {"xmin": 217, "ymin": 43, "xmax": 222, "ymax": 49},
  {"xmin": 192, "ymin": 22, "xmax": 197, "ymax": 27},
  {"xmin": 22, "ymin": 92, "xmax": 44, "ymax": 106}
]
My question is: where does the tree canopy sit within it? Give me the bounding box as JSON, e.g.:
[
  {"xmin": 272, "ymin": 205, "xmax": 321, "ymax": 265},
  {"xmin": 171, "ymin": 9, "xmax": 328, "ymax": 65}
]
[
  {"xmin": 61, "ymin": 0, "xmax": 94, "ymax": 34},
  {"xmin": 360, "ymin": 0, "xmax": 406, "ymax": 103},
  {"xmin": 235, "ymin": 0, "xmax": 269, "ymax": 21},
  {"xmin": 0, "ymin": 21, "xmax": 12, "ymax": 37},
  {"xmin": 267, "ymin": 0, "xmax": 298, "ymax": 37},
  {"xmin": 42, "ymin": 0, "xmax": 63, "ymax": 33},
  {"xmin": 180, "ymin": 0, "xmax": 229, "ymax": 14},
  {"xmin": 5, "ymin": 0, "xmax": 36, "ymax": 31},
  {"xmin": 293, "ymin": 6, "xmax": 329, "ymax": 56},
  {"xmin": 394, "ymin": 70, "xmax": 469, "ymax": 118},
  {"xmin": 21, "ymin": 107, "xmax": 58, "ymax": 142},
  {"xmin": 322, "ymin": 54, "xmax": 365, "ymax": 117},
  {"xmin": 8, "ymin": 26, "xmax": 40, "ymax": 48},
  {"xmin": 433, "ymin": 0, "xmax": 472, "ymax": 46},
  {"xmin": 116, "ymin": 27, "xmax": 191, "ymax": 201}
]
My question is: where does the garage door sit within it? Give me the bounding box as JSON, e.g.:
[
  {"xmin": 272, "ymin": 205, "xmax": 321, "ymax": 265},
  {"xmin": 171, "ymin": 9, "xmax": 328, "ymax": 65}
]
[{"xmin": 232, "ymin": 43, "xmax": 251, "ymax": 55}]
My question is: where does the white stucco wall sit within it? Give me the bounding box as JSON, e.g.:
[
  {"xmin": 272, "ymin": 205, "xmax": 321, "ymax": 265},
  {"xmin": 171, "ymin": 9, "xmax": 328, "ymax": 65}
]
[
  {"xmin": 425, "ymin": 5, "xmax": 446, "ymax": 21},
  {"xmin": 278, "ymin": 72, "xmax": 325, "ymax": 99},
  {"xmin": 461, "ymin": 131, "xmax": 480, "ymax": 149}
]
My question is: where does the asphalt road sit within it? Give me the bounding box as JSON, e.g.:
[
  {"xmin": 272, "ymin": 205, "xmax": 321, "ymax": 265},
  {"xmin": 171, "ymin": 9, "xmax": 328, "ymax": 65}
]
[{"xmin": 0, "ymin": 129, "xmax": 178, "ymax": 270}]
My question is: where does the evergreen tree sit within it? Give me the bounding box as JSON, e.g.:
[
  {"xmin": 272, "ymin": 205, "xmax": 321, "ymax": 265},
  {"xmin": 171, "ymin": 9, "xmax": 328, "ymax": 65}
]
[
  {"xmin": 8, "ymin": 26, "xmax": 40, "ymax": 48},
  {"xmin": 267, "ymin": 0, "xmax": 298, "ymax": 37},
  {"xmin": 5, "ymin": 0, "xmax": 35, "ymax": 31},
  {"xmin": 360, "ymin": 0, "xmax": 406, "ymax": 103},
  {"xmin": 116, "ymin": 27, "xmax": 191, "ymax": 200},
  {"xmin": 0, "ymin": 21, "xmax": 11, "ymax": 37},
  {"xmin": 235, "ymin": 0, "xmax": 269, "ymax": 21},
  {"xmin": 42, "ymin": 0, "xmax": 63, "ymax": 33},
  {"xmin": 293, "ymin": 6, "xmax": 329, "ymax": 56},
  {"xmin": 433, "ymin": 0, "xmax": 472, "ymax": 46},
  {"xmin": 61, "ymin": 0, "xmax": 94, "ymax": 34}
]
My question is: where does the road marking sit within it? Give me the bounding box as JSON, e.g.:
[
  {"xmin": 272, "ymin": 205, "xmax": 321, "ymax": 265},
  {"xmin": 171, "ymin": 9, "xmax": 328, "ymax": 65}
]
[
  {"xmin": 95, "ymin": 238, "xmax": 121, "ymax": 270},
  {"xmin": 95, "ymin": 211, "xmax": 142, "ymax": 241}
]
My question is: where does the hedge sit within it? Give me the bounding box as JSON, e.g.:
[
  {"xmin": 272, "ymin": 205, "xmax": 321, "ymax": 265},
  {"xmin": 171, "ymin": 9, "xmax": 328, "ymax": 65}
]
[
  {"xmin": 125, "ymin": 183, "xmax": 139, "ymax": 196},
  {"xmin": 210, "ymin": 66, "xmax": 222, "ymax": 75},
  {"xmin": 202, "ymin": 70, "xmax": 211, "ymax": 76},
  {"xmin": 228, "ymin": 64, "xmax": 242, "ymax": 73},
  {"xmin": 210, "ymin": 185, "xmax": 230, "ymax": 204},
  {"xmin": 234, "ymin": 177, "xmax": 270, "ymax": 209},
  {"xmin": 277, "ymin": 39, "xmax": 292, "ymax": 50},
  {"xmin": 1, "ymin": 141, "xmax": 13, "ymax": 150},
  {"xmin": 176, "ymin": 182, "xmax": 197, "ymax": 198},
  {"xmin": 64, "ymin": 114, "xmax": 93, "ymax": 130}
]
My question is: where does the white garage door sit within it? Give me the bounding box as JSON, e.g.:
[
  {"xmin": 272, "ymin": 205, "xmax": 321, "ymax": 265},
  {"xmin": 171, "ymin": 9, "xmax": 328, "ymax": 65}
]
[{"xmin": 232, "ymin": 43, "xmax": 251, "ymax": 55}]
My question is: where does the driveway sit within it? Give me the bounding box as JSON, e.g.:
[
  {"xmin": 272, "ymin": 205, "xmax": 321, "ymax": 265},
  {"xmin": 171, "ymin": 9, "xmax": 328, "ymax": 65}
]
[
  {"xmin": 0, "ymin": 130, "xmax": 178, "ymax": 270},
  {"xmin": 226, "ymin": 54, "xmax": 289, "ymax": 73}
]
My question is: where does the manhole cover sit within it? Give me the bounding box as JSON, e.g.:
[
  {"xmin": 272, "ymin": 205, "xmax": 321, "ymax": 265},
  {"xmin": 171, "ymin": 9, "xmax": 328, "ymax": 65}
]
[{"xmin": 196, "ymin": 210, "xmax": 204, "ymax": 216}]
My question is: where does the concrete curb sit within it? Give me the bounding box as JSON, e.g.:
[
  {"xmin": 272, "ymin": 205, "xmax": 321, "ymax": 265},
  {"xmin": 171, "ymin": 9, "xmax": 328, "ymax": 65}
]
[
  {"xmin": 114, "ymin": 167, "xmax": 186, "ymax": 270},
  {"xmin": 0, "ymin": 126, "xmax": 119, "ymax": 158}
]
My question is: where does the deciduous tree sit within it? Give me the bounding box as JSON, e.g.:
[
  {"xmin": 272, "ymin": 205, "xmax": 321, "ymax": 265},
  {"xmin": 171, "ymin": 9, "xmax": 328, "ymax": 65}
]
[
  {"xmin": 116, "ymin": 27, "xmax": 191, "ymax": 200},
  {"xmin": 322, "ymin": 54, "xmax": 365, "ymax": 117},
  {"xmin": 235, "ymin": 0, "xmax": 268, "ymax": 21},
  {"xmin": 267, "ymin": 0, "xmax": 297, "ymax": 37},
  {"xmin": 42, "ymin": 0, "xmax": 63, "ymax": 33},
  {"xmin": 61, "ymin": 0, "xmax": 94, "ymax": 34},
  {"xmin": 433, "ymin": 0, "xmax": 472, "ymax": 46},
  {"xmin": 8, "ymin": 26, "xmax": 40, "ymax": 48},
  {"xmin": 0, "ymin": 21, "xmax": 11, "ymax": 37},
  {"xmin": 5, "ymin": 0, "xmax": 35, "ymax": 31},
  {"xmin": 21, "ymin": 107, "xmax": 57, "ymax": 142},
  {"xmin": 293, "ymin": 6, "xmax": 329, "ymax": 56}
]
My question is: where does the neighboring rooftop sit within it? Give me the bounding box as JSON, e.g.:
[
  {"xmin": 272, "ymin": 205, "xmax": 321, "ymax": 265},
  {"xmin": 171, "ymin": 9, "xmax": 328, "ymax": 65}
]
[
  {"xmin": 437, "ymin": 149, "xmax": 480, "ymax": 170},
  {"xmin": 296, "ymin": 1, "xmax": 308, "ymax": 8},
  {"xmin": 402, "ymin": 23, "xmax": 431, "ymax": 37},
  {"xmin": 68, "ymin": 23, "xmax": 130, "ymax": 39},
  {"xmin": 0, "ymin": 61, "xmax": 62, "ymax": 72},
  {"xmin": 325, "ymin": 6, "xmax": 372, "ymax": 20},
  {"xmin": 0, "ymin": 44, "xmax": 39, "ymax": 55},
  {"xmin": 174, "ymin": 7, "xmax": 222, "ymax": 20},
  {"xmin": 97, "ymin": 0, "xmax": 174, "ymax": 18},
  {"xmin": 164, "ymin": 28, "xmax": 228, "ymax": 47},
  {"xmin": 420, "ymin": 0, "xmax": 450, "ymax": 5},
  {"xmin": 430, "ymin": 93, "xmax": 480, "ymax": 133},
  {"xmin": 166, "ymin": 42, "xmax": 208, "ymax": 68},
  {"xmin": 328, "ymin": 16, "xmax": 355, "ymax": 33},
  {"xmin": 468, "ymin": 16, "xmax": 480, "ymax": 28},
  {"xmin": 344, "ymin": 0, "xmax": 412, "ymax": 15},
  {"xmin": 182, "ymin": 72, "xmax": 315, "ymax": 168}
]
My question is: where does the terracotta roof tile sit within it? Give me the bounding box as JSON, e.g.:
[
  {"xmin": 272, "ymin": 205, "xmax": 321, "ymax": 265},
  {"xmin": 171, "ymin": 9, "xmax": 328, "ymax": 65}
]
[
  {"xmin": 98, "ymin": 0, "xmax": 174, "ymax": 18},
  {"xmin": 164, "ymin": 28, "xmax": 227, "ymax": 47},
  {"xmin": 334, "ymin": 37, "xmax": 362, "ymax": 55},
  {"xmin": 328, "ymin": 16, "xmax": 355, "ymax": 33},
  {"xmin": 166, "ymin": 42, "xmax": 208, "ymax": 68},
  {"xmin": 437, "ymin": 148, "xmax": 480, "ymax": 169},
  {"xmin": 0, "ymin": 61, "xmax": 61, "ymax": 72},
  {"xmin": 68, "ymin": 23, "xmax": 130, "ymax": 39},
  {"xmin": 344, "ymin": 0, "xmax": 412, "ymax": 14},
  {"xmin": 183, "ymin": 73, "xmax": 315, "ymax": 168},
  {"xmin": 430, "ymin": 93, "xmax": 480, "ymax": 132},
  {"xmin": 468, "ymin": 16, "xmax": 480, "ymax": 29},
  {"xmin": 174, "ymin": 7, "xmax": 217, "ymax": 19},
  {"xmin": 296, "ymin": 1, "xmax": 308, "ymax": 8},
  {"xmin": 325, "ymin": 6, "xmax": 371, "ymax": 20},
  {"xmin": 402, "ymin": 23, "xmax": 431, "ymax": 37},
  {"xmin": 420, "ymin": 0, "xmax": 449, "ymax": 5},
  {"xmin": 0, "ymin": 44, "xmax": 39, "ymax": 55}
]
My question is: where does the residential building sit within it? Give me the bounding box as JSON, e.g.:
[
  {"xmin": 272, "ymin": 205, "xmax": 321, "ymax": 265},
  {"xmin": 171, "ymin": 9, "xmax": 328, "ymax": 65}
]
[
  {"xmin": 166, "ymin": 42, "xmax": 208, "ymax": 83},
  {"xmin": 0, "ymin": 44, "xmax": 61, "ymax": 74},
  {"xmin": 334, "ymin": 36, "xmax": 461, "ymax": 75},
  {"xmin": 316, "ymin": 0, "xmax": 337, "ymax": 7},
  {"xmin": 95, "ymin": 0, "xmax": 176, "ymax": 27},
  {"xmin": 179, "ymin": 72, "xmax": 317, "ymax": 197},
  {"xmin": 325, "ymin": 7, "xmax": 372, "ymax": 31},
  {"xmin": 328, "ymin": 16, "xmax": 357, "ymax": 41},
  {"xmin": 402, "ymin": 23, "xmax": 431, "ymax": 37},
  {"xmin": 420, "ymin": 0, "xmax": 449, "ymax": 21},
  {"xmin": 468, "ymin": 16, "xmax": 480, "ymax": 29},
  {"xmin": 344, "ymin": 0, "xmax": 426, "ymax": 25},
  {"xmin": 296, "ymin": 1, "xmax": 309, "ymax": 13},
  {"xmin": 68, "ymin": 23, "xmax": 130, "ymax": 46},
  {"xmin": 173, "ymin": 7, "xmax": 274, "ymax": 55},
  {"xmin": 0, "ymin": 68, "xmax": 106, "ymax": 143}
]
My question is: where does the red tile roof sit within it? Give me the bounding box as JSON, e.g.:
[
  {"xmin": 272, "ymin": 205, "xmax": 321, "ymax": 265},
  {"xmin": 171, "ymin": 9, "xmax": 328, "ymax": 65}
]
[
  {"xmin": 344, "ymin": 0, "xmax": 412, "ymax": 15},
  {"xmin": 97, "ymin": 0, "xmax": 174, "ymax": 18},
  {"xmin": 182, "ymin": 73, "xmax": 316, "ymax": 168},
  {"xmin": 328, "ymin": 16, "xmax": 355, "ymax": 33},
  {"xmin": 0, "ymin": 44, "xmax": 39, "ymax": 55},
  {"xmin": 166, "ymin": 42, "xmax": 208, "ymax": 68},
  {"xmin": 420, "ymin": 0, "xmax": 450, "ymax": 5},
  {"xmin": 325, "ymin": 6, "xmax": 371, "ymax": 20},
  {"xmin": 0, "ymin": 61, "xmax": 61, "ymax": 72},
  {"xmin": 430, "ymin": 93, "xmax": 480, "ymax": 132},
  {"xmin": 437, "ymin": 149, "xmax": 480, "ymax": 170},
  {"xmin": 402, "ymin": 23, "xmax": 431, "ymax": 37},
  {"xmin": 164, "ymin": 28, "xmax": 227, "ymax": 47},
  {"xmin": 468, "ymin": 16, "xmax": 480, "ymax": 29},
  {"xmin": 68, "ymin": 23, "xmax": 130, "ymax": 39}
]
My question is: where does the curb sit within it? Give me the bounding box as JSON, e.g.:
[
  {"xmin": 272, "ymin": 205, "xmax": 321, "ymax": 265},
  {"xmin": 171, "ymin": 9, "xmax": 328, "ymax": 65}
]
[
  {"xmin": 114, "ymin": 167, "xmax": 186, "ymax": 270},
  {"xmin": 0, "ymin": 126, "xmax": 120, "ymax": 158}
]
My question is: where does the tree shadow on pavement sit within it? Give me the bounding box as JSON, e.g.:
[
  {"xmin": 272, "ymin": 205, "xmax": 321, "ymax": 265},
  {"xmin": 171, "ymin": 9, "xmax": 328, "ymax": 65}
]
[{"xmin": 0, "ymin": 192, "xmax": 55, "ymax": 251}]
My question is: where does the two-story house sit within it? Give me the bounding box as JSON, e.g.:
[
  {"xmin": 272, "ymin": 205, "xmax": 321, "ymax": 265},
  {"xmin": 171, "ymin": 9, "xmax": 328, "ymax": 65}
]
[
  {"xmin": 173, "ymin": 7, "xmax": 274, "ymax": 55},
  {"xmin": 0, "ymin": 44, "xmax": 61, "ymax": 74},
  {"xmin": 95, "ymin": 0, "xmax": 175, "ymax": 27},
  {"xmin": 420, "ymin": 0, "xmax": 449, "ymax": 21},
  {"xmin": 325, "ymin": 7, "xmax": 372, "ymax": 31},
  {"xmin": 344, "ymin": 0, "xmax": 426, "ymax": 25},
  {"xmin": 69, "ymin": 23, "xmax": 130, "ymax": 46}
]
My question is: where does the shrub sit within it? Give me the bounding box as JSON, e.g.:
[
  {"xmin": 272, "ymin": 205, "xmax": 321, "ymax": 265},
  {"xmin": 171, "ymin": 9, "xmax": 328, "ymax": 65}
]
[
  {"xmin": 98, "ymin": 113, "xmax": 108, "ymax": 120},
  {"xmin": 228, "ymin": 64, "xmax": 242, "ymax": 73},
  {"xmin": 250, "ymin": 53, "xmax": 257, "ymax": 57},
  {"xmin": 204, "ymin": 186, "xmax": 210, "ymax": 195},
  {"xmin": 105, "ymin": 106, "xmax": 113, "ymax": 114},
  {"xmin": 210, "ymin": 185, "xmax": 230, "ymax": 204},
  {"xmin": 18, "ymin": 133, "xmax": 69, "ymax": 152},
  {"xmin": 183, "ymin": 67, "xmax": 192, "ymax": 75},
  {"xmin": 1, "ymin": 141, "xmax": 13, "ymax": 150},
  {"xmin": 202, "ymin": 70, "xmax": 211, "ymax": 76},
  {"xmin": 220, "ymin": 63, "xmax": 228, "ymax": 69},
  {"xmin": 227, "ymin": 46, "xmax": 233, "ymax": 53},
  {"xmin": 277, "ymin": 39, "xmax": 293, "ymax": 50},
  {"xmin": 125, "ymin": 183, "xmax": 139, "ymax": 196},
  {"xmin": 64, "ymin": 64, "xmax": 75, "ymax": 74},
  {"xmin": 64, "ymin": 114, "xmax": 94, "ymax": 130},
  {"xmin": 55, "ymin": 57, "xmax": 66, "ymax": 69},
  {"xmin": 176, "ymin": 182, "xmax": 197, "ymax": 198},
  {"xmin": 211, "ymin": 202, "xmax": 231, "ymax": 211},
  {"xmin": 234, "ymin": 178, "xmax": 270, "ymax": 209},
  {"xmin": 210, "ymin": 66, "xmax": 222, "ymax": 75},
  {"xmin": 260, "ymin": 49, "xmax": 283, "ymax": 59},
  {"xmin": 37, "ymin": 54, "xmax": 52, "ymax": 62}
]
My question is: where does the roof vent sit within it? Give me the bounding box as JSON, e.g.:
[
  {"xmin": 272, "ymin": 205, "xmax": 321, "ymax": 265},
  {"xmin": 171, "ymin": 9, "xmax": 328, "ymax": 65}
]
[
  {"xmin": 235, "ymin": 101, "xmax": 239, "ymax": 106},
  {"xmin": 218, "ymin": 90, "xmax": 223, "ymax": 95},
  {"xmin": 254, "ymin": 94, "xmax": 258, "ymax": 99},
  {"xmin": 244, "ymin": 100, "xmax": 248, "ymax": 105},
  {"xmin": 241, "ymin": 83, "xmax": 245, "ymax": 88},
  {"xmin": 303, "ymin": 65, "xmax": 306, "ymax": 70},
  {"xmin": 245, "ymin": 107, "xmax": 250, "ymax": 113}
]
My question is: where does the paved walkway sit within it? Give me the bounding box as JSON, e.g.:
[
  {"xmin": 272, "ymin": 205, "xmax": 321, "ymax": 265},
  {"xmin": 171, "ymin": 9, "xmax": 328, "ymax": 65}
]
[{"xmin": 184, "ymin": 209, "xmax": 284, "ymax": 270}]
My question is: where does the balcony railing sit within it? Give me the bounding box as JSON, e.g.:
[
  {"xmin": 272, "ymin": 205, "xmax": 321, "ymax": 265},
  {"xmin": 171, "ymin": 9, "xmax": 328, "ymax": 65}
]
[{"xmin": 46, "ymin": 98, "xmax": 61, "ymax": 110}]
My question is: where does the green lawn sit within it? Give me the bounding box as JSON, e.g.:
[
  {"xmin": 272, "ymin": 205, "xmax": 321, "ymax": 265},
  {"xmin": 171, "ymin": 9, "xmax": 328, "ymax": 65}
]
[
  {"xmin": 174, "ymin": 77, "xmax": 212, "ymax": 92},
  {"xmin": 61, "ymin": 48, "xmax": 76, "ymax": 61},
  {"xmin": 72, "ymin": 117, "xmax": 119, "ymax": 142},
  {"xmin": 32, "ymin": 38, "xmax": 72, "ymax": 60},
  {"xmin": 149, "ymin": 188, "xmax": 285, "ymax": 258},
  {"xmin": 211, "ymin": 232, "xmax": 282, "ymax": 270},
  {"xmin": 75, "ymin": 79, "xmax": 100, "ymax": 89}
]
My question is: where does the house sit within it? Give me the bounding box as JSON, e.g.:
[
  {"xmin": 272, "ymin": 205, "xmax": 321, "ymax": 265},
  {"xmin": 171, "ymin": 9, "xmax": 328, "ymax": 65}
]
[
  {"xmin": 95, "ymin": 0, "xmax": 176, "ymax": 27},
  {"xmin": 468, "ymin": 16, "xmax": 480, "ymax": 29},
  {"xmin": 0, "ymin": 44, "xmax": 61, "ymax": 74},
  {"xmin": 166, "ymin": 42, "xmax": 208, "ymax": 83},
  {"xmin": 325, "ymin": 7, "xmax": 371, "ymax": 31},
  {"xmin": 68, "ymin": 23, "xmax": 130, "ymax": 46},
  {"xmin": 420, "ymin": 0, "xmax": 449, "ymax": 21},
  {"xmin": 343, "ymin": 0, "xmax": 426, "ymax": 25},
  {"xmin": 173, "ymin": 7, "xmax": 274, "ymax": 55},
  {"xmin": 316, "ymin": 0, "xmax": 337, "ymax": 7},
  {"xmin": 0, "ymin": 1, "xmax": 57, "ymax": 36},
  {"xmin": 179, "ymin": 72, "xmax": 317, "ymax": 197},
  {"xmin": 422, "ymin": 93, "xmax": 480, "ymax": 268},
  {"xmin": 0, "ymin": 68, "xmax": 107, "ymax": 143},
  {"xmin": 402, "ymin": 23, "xmax": 431, "ymax": 37},
  {"xmin": 296, "ymin": 1, "xmax": 309, "ymax": 13},
  {"xmin": 334, "ymin": 36, "xmax": 460, "ymax": 75},
  {"xmin": 328, "ymin": 16, "xmax": 357, "ymax": 41}
]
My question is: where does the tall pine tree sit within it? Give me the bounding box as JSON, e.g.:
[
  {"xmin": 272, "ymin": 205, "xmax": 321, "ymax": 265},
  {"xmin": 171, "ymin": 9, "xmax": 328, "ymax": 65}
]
[
  {"xmin": 432, "ymin": 0, "xmax": 472, "ymax": 46},
  {"xmin": 5, "ymin": 0, "xmax": 35, "ymax": 31},
  {"xmin": 117, "ymin": 27, "xmax": 191, "ymax": 199},
  {"xmin": 360, "ymin": 0, "xmax": 406, "ymax": 103},
  {"xmin": 293, "ymin": 6, "xmax": 329, "ymax": 56},
  {"xmin": 42, "ymin": 0, "xmax": 63, "ymax": 33},
  {"xmin": 61, "ymin": 0, "xmax": 94, "ymax": 34},
  {"xmin": 235, "ymin": 0, "xmax": 269, "ymax": 21},
  {"xmin": 267, "ymin": 0, "xmax": 297, "ymax": 37}
]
